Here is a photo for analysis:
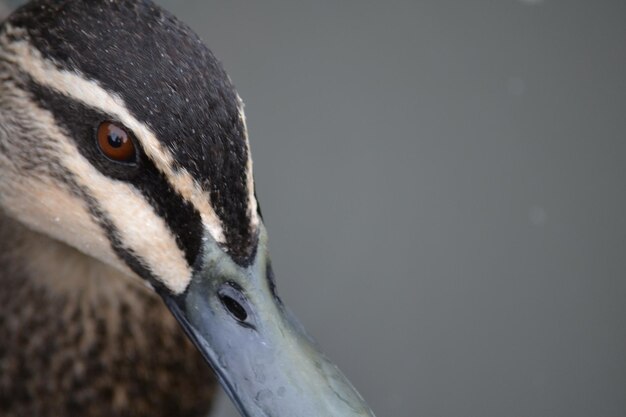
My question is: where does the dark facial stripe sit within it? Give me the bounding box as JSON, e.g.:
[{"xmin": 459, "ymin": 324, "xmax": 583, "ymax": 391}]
[
  {"xmin": 27, "ymin": 81, "xmax": 203, "ymax": 271},
  {"xmin": 51, "ymin": 167, "xmax": 162, "ymax": 288},
  {"xmin": 8, "ymin": 0, "xmax": 257, "ymax": 263}
]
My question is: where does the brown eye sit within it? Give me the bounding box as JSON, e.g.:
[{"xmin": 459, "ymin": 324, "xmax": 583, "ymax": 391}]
[{"xmin": 97, "ymin": 122, "xmax": 136, "ymax": 162}]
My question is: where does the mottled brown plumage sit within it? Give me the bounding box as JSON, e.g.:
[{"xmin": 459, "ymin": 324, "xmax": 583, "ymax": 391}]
[{"xmin": 0, "ymin": 213, "xmax": 217, "ymax": 417}]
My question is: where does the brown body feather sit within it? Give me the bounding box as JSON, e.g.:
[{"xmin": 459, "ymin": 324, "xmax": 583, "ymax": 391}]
[{"xmin": 0, "ymin": 213, "xmax": 217, "ymax": 417}]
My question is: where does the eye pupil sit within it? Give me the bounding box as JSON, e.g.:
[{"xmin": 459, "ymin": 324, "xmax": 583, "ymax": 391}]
[
  {"xmin": 107, "ymin": 133, "xmax": 124, "ymax": 148},
  {"xmin": 219, "ymin": 294, "xmax": 248, "ymax": 322}
]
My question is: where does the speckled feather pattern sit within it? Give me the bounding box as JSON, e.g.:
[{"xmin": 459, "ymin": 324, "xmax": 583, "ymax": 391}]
[{"xmin": 0, "ymin": 215, "xmax": 217, "ymax": 417}]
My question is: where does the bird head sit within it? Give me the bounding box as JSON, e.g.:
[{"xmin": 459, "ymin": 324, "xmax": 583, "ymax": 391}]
[{"xmin": 0, "ymin": 1, "xmax": 375, "ymax": 416}]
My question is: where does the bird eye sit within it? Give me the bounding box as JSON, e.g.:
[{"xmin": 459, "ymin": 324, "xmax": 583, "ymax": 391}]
[{"xmin": 97, "ymin": 122, "xmax": 136, "ymax": 162}]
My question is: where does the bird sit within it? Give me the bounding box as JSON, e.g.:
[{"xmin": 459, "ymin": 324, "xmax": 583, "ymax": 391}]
[{"xmin": 0, "ymin": 1, "xmax": 376, "ymax": 417}]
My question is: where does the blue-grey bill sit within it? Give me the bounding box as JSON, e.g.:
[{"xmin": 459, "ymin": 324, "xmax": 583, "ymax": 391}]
[{"xmin": 160, "ymin": 226, "xmax": 376, "ymax": 417}]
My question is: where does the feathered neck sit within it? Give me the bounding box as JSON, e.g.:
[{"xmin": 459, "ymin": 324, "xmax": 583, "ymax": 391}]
[{"xmin": 0, "ymin": 211, "xmax": 217, "ymax": 417}]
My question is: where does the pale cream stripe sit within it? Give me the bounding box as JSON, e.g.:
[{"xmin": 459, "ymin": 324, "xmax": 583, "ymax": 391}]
[{"xmin": 236, "ymin": 95, "xmax": 260, "ymax": 231}]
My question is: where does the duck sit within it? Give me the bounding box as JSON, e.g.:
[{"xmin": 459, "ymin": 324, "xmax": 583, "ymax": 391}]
[{"xmin": 0, "ymin": 1, "xmax": 376, "ymax": 416}]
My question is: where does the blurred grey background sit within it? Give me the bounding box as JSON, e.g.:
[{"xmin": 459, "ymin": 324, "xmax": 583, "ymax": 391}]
[{"xmin": 7, "ymin": 0, "xmax": 626, "ymax": 416}]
